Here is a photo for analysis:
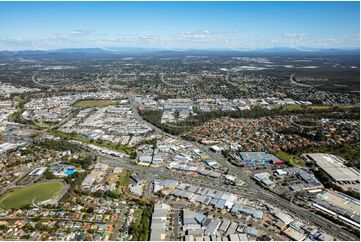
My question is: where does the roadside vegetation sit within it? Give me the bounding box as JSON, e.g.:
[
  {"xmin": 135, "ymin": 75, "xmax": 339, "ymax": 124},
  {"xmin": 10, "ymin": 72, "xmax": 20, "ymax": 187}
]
[
  {"xmin": 116, "ymin": 170, "xmax": 131, "ymax": 188},
  {"xmin": 72, "ymin": 99, "xmax": 119, "ymax": 108},
  {"xmin": 128, "ymin": 202, "xmax": 154, "ymax": 241},
  {"xmin": 36, "ymin": 139, "xmax": 82, "ymax": 153},
  {"xmin": 49, "ymin": 129, "xmax": 134, "ymax": 155},
  {"xmin": 281, "ymin": 104, "xmax": 359, "ymax": 111},
  {"xmin": 8, "ymin": 95, "xmax": 31, "ymax": 125}
]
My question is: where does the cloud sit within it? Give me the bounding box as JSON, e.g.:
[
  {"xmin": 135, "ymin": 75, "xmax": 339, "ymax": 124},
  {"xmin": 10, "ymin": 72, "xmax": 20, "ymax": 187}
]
[
  {"xmin": 0, "ymin": 30, "xmax": 359, "ymax": 51},
  {"xmin": 283, "ymin": 33, "xmax": 305, "ymax": 38},
  {"xmin": 70, "ymin": 30, "xmax": 92, "ymax": 37},
  {"xmin": 70, "ymin": 30, "xmax": 83, "ymax": 36},
  {"xmin": 0, "ymin": 37, "xmax": 35, "ymax": 51}
]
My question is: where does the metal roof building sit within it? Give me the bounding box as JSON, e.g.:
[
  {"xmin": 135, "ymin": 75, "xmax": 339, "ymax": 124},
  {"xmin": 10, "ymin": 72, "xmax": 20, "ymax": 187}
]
[
  {"xmin": 205, "ymin": 220, "xmax": 221, "ymax": 236},
  {"xmin": 238, "ymin": 152, "xmax": 280, "ymax": 163},
  {"xmin": 306, "ymin": 153, "xmax": 359, "ymax": 182},
  {"xmin": 282, "ymin": 227, "xmax": 306, "ymax": 241}
]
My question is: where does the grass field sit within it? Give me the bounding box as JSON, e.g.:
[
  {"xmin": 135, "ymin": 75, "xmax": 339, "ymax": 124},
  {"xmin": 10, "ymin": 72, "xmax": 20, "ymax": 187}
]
[
  {"xmin": 0, "ymin": 181, "xmax": 64, "ymax": 209},
  {"xmin": 275, "ymin": 151, "xmax": 306, "ymax": 167},
  {"xmin": 238, "ymin": 87, "xmax": 248, "ymax": 93},
  {"xmin": 12, "ymin": 96, "xmax": 24, "ymax": 107},
  {"xmin": 73, "ymin": 99, "xmax": 118, "ymax": 108},
  {"xmin": 117, "ymin": 170, "xmax": 131, "ymax": 187}
]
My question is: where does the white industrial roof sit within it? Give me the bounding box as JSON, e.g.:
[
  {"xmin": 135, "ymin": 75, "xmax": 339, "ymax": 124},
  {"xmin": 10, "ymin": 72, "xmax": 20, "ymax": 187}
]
[{"xmin": 307, "ymin": 153, "xmax": 359, "ymax": 182}]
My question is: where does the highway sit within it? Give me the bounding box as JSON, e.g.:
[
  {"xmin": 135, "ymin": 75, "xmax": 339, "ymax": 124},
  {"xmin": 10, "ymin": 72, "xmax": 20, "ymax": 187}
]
[
  {"xmin": 190, "ymin": 144, "xmax": 358, "ymax": 241},
  {"xmin": 97, "ymin": 150, "xmax": 358, "ymax": 241},
  {"xmin": 31, "ymin": 71, "xmax": 54, "ymax": 88},
  {"xmin": 289, "ymin": 73, "xmax": 320, "ymax": 88}
]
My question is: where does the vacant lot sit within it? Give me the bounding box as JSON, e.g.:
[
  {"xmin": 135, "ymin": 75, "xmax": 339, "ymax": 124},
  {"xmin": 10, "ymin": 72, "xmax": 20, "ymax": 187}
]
[
  {"xmin": 275, "ymin": 151, "xmax": 306, "ymax": 167},
  {"xmin": 0, "ymin": 181, "xmax": 64, "ymax": 209},
  {"xmin": 73, "ymin": 99, "xmax": 118, "ymax": 108},
  {"xmin": 117, "ymin": 170, "xmax": 131, "ymax": 187}
]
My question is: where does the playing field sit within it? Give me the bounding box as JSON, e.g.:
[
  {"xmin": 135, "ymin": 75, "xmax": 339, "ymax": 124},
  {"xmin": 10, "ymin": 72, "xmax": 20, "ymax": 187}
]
[
  {"xmin": 0, "ymin": 181, "xmax": 64, "ymax": 209},
  {"xmin": 73, "ymin": 99, "xmax": 118, "ymax": 108}
]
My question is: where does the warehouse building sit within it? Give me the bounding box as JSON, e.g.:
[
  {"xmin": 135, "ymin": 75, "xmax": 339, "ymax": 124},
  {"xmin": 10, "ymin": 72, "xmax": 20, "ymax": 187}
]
[
  {"xmin": 312, "ymin": 190, "xmax": 360, "ymax": 226},
  {"xmin": 253, "ymin": 172, "xmax": 274, "ymax": 187},
  {"xmin": 150, "ymin": 203, "xmax": 170, "ymax": 241},
  {"xmin": 282, "ymin": 227, "xmax": 306, "ymax": 241},
  {"xmin": 29, "ymin": 167, "xmax": 47, "ymax": 176},
  {"xmin": 305, "ymin": 153, "xmax": 359, "ymax": 183},
  {"xmin": 237, "ymin": 152, "xmax": 281, "ymax": 163}
]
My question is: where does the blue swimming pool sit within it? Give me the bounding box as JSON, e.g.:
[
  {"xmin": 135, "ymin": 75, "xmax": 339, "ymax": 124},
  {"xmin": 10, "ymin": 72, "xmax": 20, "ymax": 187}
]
[{"xmin": 64, "ymin": 168, "xmax": 75, "ymax": 175}]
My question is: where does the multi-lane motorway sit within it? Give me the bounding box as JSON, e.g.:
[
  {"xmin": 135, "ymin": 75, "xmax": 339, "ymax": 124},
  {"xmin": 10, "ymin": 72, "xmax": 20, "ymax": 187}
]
[{"xmin": 99, "ymin": 153, "xmax": 357, "ymax": 241}]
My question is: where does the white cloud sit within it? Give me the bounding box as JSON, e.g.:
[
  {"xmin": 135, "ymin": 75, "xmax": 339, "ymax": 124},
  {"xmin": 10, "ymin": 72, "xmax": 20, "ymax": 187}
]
[{"xmin": 0, "ymin": 30, "xmax": 359, "ymax": 51}]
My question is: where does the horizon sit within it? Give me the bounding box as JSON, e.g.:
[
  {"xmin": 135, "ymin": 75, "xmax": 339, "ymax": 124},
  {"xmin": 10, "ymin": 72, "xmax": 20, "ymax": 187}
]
[
  {"xmin": 0, "ymin": 1, "xmax": 360, "ymax": 51},
  {"xmin": 1, "ymin": 46, "xmax": 360, "ymax": 54}
]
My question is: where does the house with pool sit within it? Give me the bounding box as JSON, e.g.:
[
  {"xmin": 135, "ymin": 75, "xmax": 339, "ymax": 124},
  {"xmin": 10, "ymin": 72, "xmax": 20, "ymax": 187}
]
[{"xmin": 51, "ymin": 164, "xmax": 78, "ymax": 177}]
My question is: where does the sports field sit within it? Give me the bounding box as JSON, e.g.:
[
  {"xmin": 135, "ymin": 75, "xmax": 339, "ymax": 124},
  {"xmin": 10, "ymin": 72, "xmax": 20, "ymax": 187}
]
[
  {"xmin": 72, "ymin": 99, "xmax": 118, "ymax": 108},
  {"xmin": 0, "ymin": 181, "xmax": 64, "ymax": 209}
]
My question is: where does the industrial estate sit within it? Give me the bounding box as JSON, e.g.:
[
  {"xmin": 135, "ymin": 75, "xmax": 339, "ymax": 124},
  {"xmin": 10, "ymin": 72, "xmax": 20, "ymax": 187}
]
[{"xmin": 0, "ymin": 1, "xmax": 360, "ymax": 241}]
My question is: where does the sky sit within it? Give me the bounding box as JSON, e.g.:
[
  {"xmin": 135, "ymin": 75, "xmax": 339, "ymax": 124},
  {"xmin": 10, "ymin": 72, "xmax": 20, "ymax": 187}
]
[{"xmin": 0, "ymin": 1, "xmax": 359, "ymax": 51}]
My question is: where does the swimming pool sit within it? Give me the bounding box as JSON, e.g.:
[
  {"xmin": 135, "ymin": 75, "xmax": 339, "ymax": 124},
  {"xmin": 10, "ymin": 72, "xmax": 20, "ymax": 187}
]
[{"xmin": 64, "ymin": 168, "xmax": 76, "ymax": 175}]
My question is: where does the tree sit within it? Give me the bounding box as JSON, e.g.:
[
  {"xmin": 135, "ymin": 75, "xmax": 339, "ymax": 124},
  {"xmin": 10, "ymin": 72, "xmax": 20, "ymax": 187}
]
[
  {"xmin": 130, "ymin": 151, "xmax": 137, "ymax": 160},
  {"xmin": 44, "ymin": 170, "xmax": 57, "ymax": 179}
]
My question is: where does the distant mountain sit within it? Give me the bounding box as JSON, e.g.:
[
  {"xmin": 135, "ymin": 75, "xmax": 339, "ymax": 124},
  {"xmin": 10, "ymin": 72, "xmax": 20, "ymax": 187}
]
[{"xmin": 0, "ymin": 47, "xmax": 359, "ymax": 59}]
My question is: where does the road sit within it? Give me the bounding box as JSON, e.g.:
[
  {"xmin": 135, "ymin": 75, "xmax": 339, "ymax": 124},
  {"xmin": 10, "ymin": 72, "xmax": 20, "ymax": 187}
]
[
  {"xmin": 290, "ymin": 73, "xmax": 320, "ymax": 87},
  {"xmin": 160, "ymin": 74, "xmax": 186, "ymax": 87},
  {"xmin": 290, "ymin": 115, "xmax": 321, "ymax": 129},
  {"xmin": 98, "ymin": 156, "xmax": 256, "ymax": 196},
  {"xmin": 97, "ymin": 151, "xmax": 357, "ymax": 241},
  {"xmin": 225, "ymin": 73, "xmax": 243, "ymax": 88},
  {"xmin": 31, "ymin": 71, "xmax": 54, "ymax": 88},
  {"xmin": 110, "ymin": 206, "xmax": 127, "ymax": 241},
  {"xmin": 172, "ymin": 205, "xmax": 181, "ymax": 241},
  {"xmin": 200, "ymin": 148, "xmax": 359, "ymax": 241}
]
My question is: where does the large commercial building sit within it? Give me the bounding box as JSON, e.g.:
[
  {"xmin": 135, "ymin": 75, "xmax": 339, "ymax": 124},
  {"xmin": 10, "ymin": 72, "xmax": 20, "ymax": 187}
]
[
  {"xmin": 312, "ymin": 190, "xmax": 360, "ymax": 227},
  {"xmin": 28, "ymin": 167, "xmax": 47, "ymax": 176},
  {"xmin": 238, "ymin": 152, "xmax": 280, "ymax": 163},
  {"xmin": 305, "ymin": 153, "xmax": 359, "ymax": 183},
  {"xmin": 150, "ymin": 203, "xmax": 170, "ymax": 241}
]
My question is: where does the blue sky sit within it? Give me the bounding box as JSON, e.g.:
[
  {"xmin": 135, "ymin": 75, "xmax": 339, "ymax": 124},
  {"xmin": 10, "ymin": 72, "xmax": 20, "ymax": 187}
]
[{"xmin": 0, "ymin": 1, "xmax": 359, "ymax": 51}]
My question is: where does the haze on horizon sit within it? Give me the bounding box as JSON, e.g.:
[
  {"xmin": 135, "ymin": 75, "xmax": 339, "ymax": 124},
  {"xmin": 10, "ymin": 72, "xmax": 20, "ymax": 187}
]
[{"xmin": 0, "ymin": 1, "xmax": 359, "ymax": 51}]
